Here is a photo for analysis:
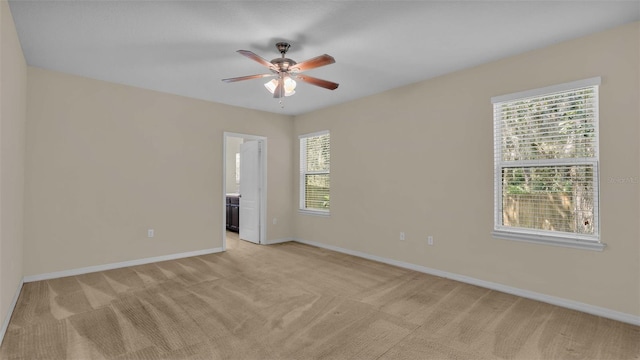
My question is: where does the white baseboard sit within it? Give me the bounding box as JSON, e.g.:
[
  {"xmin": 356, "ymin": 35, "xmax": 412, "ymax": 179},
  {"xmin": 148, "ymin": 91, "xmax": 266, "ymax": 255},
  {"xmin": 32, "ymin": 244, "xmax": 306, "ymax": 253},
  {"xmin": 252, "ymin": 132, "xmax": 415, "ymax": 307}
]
[
  {"xmin": 264, "ymin": 237, "xmax": 294, "ymax": 245},
  {"xmin": 23, "ymin": 247, "xmax": 224, "ymax": 283},
  {"xmin": 294, "ymin": 238, "xmax": 640, "ymax": 326},
  {"xmin": 0, "ymin": 278, "xmax": 24, "ymax": 346}
]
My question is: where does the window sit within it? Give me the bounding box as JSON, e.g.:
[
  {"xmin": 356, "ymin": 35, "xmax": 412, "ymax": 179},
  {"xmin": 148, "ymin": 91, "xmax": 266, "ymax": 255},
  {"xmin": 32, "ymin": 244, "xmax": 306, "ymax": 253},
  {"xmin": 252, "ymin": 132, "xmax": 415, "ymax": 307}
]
[
  {"xmin": 300, "ymin": 131, "xmax": 330, "ymax": 214},
  {"xmin": 235, "ymin": 152, "xmax": 240, "ymax": 184},
  {"xmin": 492, "ymin": 77, "xmax": 604, "ymax": 250}
]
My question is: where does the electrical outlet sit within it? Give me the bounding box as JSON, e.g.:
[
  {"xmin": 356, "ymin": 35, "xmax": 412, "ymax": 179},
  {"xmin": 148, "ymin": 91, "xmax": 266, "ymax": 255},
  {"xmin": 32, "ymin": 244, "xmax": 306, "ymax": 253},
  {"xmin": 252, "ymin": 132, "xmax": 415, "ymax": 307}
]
[
  {"xmin": 427, "ymin": 236, "xmax": 433, "ymax": 245},
  {"xmin": 273, "ymin": 218, "xmax": 278, "ymax": 225},
  {"xmin": 148, "ymin": 229, "xmax": 154, "ymax": 238},
  {"xmin": 400, "ymin": 232, "xmax": 405, "ymax": 241}
]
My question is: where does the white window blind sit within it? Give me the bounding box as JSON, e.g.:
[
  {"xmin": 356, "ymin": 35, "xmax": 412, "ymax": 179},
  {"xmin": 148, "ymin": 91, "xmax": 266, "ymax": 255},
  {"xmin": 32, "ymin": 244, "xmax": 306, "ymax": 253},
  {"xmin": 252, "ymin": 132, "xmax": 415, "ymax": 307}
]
[
  {"xmin": 492, "ymin": 77, "xmax": 603, "ymax": 250},
  {"xmin": 300, "ymin": 131, "xmax": 330, "ymax": 213}
]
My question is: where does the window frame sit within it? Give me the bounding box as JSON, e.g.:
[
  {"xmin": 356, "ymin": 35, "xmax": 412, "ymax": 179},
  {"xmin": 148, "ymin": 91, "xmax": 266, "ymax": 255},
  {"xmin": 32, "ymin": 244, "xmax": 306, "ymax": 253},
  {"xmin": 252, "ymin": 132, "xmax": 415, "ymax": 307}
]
[
  {"xmin": 491, "ymin": 77, "xmax": 605, "ymax": 251},
  {"xmin": 299, "ymin": 130, "xmax": 330, "ymax": 216}
]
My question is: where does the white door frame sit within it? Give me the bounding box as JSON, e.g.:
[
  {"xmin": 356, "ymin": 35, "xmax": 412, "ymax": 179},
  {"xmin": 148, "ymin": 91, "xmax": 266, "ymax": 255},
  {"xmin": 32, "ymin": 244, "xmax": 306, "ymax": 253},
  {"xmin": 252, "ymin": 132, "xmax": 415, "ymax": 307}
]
[{"xmin": 222, "ymin": 132, "xmax": 267, "ymax": 250}]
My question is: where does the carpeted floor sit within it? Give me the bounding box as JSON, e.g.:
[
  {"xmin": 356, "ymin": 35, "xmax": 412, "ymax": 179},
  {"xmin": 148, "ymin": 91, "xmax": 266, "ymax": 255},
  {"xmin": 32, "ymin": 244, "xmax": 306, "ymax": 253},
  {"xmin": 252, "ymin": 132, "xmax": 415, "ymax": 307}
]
[{"xmin": 1, "ymin": 232, "xmax": 639, "ymax": 359}]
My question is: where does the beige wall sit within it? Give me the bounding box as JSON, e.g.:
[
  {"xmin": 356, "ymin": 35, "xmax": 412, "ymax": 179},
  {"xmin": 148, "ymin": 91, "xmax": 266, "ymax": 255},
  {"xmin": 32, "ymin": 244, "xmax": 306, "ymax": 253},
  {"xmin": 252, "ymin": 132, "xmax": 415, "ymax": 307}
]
[
  {"xmin": 0, "ymin": 0, "xmax": 27, "ymax": 330},
  {"xmin": 24, "ymin": 68, "xmax": 294, "ymax": 276},
  {"xmin": 294, "ymin": 22, "xmax": 640, "ymax": 316}
]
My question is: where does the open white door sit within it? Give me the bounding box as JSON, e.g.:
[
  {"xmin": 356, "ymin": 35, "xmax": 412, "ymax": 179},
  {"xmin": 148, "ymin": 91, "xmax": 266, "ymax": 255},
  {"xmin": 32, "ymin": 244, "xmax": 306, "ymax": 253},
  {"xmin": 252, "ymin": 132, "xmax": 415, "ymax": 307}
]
[{"xmin": 239, "ymin": 140, "xmax": 260, "ymax": 244}]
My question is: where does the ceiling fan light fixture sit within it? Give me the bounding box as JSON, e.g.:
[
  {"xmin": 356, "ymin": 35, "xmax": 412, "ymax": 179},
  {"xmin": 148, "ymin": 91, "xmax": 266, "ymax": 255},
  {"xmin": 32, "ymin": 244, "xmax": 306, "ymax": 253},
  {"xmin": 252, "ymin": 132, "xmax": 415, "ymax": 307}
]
[
  {"xmin": 284, "ymin": 77, "xmax": 297, "ymax": 93},
  {"xmin": 264, "ymin": 77, "xmax": 296, "ymax": 96}
]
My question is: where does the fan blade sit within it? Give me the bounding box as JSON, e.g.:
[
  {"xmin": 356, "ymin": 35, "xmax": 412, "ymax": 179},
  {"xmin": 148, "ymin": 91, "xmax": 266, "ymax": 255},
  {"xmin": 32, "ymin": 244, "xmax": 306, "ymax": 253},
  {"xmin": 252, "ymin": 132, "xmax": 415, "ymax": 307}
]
[
  {"xmin": 290, "ymin": 54, "xmax": 335, "ymax": 72},
  {"xmin": 296, "ymin": 74, "xmax": 339, "ymax": 90},
  {"xmin": 222, "ymin": 74, "xmax": 274, "ymax": 83},
  {"xmin": 237, "ymin": 50, "xmax": 276, "ymax": 69},
  {"xmin": 273, "ymin": 79, "xmax": 284, "ymax": 98}
]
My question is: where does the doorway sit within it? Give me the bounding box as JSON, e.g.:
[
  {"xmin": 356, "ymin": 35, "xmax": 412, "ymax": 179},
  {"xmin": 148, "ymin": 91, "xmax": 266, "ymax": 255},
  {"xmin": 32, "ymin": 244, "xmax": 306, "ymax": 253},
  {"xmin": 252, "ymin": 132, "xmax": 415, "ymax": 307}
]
[{"xmin": 222, "ymin": 132, "xmax": 267, "ymax": 250}]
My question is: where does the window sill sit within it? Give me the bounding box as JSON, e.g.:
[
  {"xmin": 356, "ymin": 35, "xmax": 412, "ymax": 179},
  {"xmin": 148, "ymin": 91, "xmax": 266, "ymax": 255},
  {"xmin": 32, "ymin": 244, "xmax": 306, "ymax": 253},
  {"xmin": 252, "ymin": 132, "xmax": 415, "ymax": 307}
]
[
  {"xmin": 492, "ymin": 230, "xmax": 605, "ymax": 251},
  {"xmin": 298, "ymin": 209, "xmax": 330, "ymax": 217}
]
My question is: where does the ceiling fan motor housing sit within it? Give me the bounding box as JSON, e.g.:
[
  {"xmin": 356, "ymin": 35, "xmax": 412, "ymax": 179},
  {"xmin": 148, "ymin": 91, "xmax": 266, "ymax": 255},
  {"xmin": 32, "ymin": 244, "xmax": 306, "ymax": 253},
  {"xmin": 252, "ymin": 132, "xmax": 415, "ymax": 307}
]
[{"xmin": 271, "ymin": 57, "xmax": 297, "ymax": 72}]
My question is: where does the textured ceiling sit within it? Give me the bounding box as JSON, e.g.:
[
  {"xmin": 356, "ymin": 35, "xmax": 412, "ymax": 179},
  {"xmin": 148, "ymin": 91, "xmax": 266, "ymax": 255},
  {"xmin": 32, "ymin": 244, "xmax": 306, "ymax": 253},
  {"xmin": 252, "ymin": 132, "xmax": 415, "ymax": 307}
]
[{"xmin": 8, "ymin": 1, "xmax": 640, "ymax": 116}]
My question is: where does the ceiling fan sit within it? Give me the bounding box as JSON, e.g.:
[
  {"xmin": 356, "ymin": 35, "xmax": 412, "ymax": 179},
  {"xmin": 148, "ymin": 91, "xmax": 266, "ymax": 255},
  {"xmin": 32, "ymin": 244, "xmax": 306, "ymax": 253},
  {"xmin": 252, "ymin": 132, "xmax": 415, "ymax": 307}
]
[{"xmin": 222, "ymin": 42, "xmax": 339, "ymax": 99}]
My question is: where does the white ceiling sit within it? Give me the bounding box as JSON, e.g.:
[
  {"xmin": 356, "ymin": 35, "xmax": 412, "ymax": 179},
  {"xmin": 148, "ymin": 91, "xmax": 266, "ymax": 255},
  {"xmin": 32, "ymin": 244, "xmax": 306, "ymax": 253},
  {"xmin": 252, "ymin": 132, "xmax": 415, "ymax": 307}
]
[{"xmin": 8, "ymin": 1, "xmax": 640, "ymax": 116}]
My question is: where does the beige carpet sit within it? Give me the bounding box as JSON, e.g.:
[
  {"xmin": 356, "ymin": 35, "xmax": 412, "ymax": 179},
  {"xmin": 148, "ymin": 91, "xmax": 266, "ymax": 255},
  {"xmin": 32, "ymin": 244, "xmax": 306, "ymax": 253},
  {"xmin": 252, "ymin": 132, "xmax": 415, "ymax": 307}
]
[{"xmin": 1, "ymin": 233, "xmax": 638, "ymax": 359}]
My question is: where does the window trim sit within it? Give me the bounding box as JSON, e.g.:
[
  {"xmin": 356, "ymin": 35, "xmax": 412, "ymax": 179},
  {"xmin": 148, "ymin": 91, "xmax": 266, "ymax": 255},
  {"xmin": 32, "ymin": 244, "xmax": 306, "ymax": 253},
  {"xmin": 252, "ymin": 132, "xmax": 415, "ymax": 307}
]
[
  {"xmin": 299, "ymin": 130, "xmax": 330, "ymax": 216},
  {"xmin": 490, "ymin": 77, "xmax": 601, "ymax": 103},
  {"xmin": 492, "ymin": 77, "xmax": 605, "ymax": 251}
]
